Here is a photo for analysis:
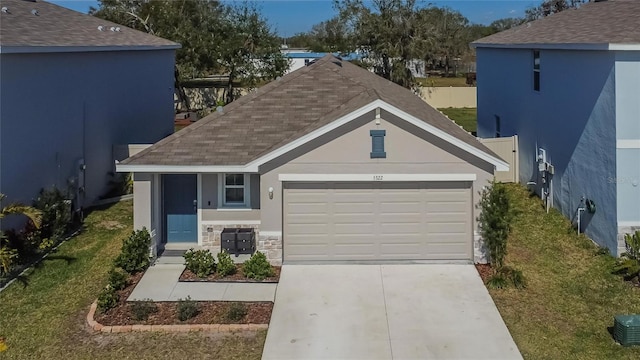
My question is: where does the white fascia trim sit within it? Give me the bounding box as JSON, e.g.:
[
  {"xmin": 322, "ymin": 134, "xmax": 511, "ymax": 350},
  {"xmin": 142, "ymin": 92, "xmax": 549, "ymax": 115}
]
[
  {"xmin": 378, "ymin": 102, "xmax": 510, "ymax": 171},
  {"xmin": 0, "ymin": 44, "xmax": 180, "ymax": 54},
  {"xmin": 617, "ymin": 139, "xmax": 640, "ymax": 149},
  {"xmin": 116, "ymin": 164, "xmax": 251, "ymax": 173},
  {"xmin": 609, "ymin": 44, "xmax": 640, "ymax": 51},
  {"xmin": 279, "ymin": 173, "xmax": 477, "ymax": 182},
  {"xmin": 202, "ymin": 220, "xmax": 261, "ymax": 225},
  {"xmin": 472, "ymin": 43, "xmax": 640, "ymax": 51},
  {"xmin": 619, "ymin": 221, "xmax": 640, "ymax": 227}
]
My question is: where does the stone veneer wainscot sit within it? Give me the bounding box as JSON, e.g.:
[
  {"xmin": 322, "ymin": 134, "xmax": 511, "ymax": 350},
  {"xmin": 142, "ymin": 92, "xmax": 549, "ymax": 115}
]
[{"xmin": 201, "ymin": 224, "xmax": 282, "ymax": 265}]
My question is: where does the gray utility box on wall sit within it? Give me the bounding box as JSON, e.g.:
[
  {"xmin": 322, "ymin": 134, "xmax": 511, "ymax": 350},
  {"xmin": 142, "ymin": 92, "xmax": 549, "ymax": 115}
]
[{"xmin": 220, "ymin": 228, "xmax": 256, "ymax": 256}]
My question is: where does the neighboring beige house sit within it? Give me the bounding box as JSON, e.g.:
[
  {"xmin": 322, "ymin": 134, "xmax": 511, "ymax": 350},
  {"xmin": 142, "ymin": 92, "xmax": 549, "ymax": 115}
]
[{"xmin": 117, "ymin": 55, "xmax": 508, "ymax": 265}]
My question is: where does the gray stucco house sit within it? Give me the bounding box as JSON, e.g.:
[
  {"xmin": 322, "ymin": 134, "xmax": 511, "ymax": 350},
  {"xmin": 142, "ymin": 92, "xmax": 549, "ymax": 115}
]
[
  {"xmin": 473, "ymin": 0, "xmax": 640, "ymax": 256},
  {"xmin": 0, "ymin": 0, "xmax": 178, "ymax": 224},
  {"xmin": 118, "ymin": 55, "xmax": 508, "ymax": 265}
]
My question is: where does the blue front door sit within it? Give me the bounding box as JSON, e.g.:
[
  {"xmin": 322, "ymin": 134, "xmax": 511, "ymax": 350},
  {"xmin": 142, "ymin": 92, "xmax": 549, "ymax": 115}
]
[{"xmin": 163, "ymin": 174, "xmax": 197, "ymax": 243}]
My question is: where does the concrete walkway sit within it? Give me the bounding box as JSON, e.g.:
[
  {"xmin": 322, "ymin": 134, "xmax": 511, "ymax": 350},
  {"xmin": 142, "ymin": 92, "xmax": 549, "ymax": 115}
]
[
  {"xmin": 263, "ymin": 264, "xmax": 522, "ymax": 360},
  {"xmin": 127, "ymin": 263, "xmax": 277, "ymax": 302}
]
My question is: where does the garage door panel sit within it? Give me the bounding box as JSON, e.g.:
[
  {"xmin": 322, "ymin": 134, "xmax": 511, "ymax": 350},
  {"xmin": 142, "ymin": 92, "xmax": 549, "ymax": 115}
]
[
  {"xmin": 426, "ymin": 203, "xmax": 468, "ymax": 214},
  {"xmin": 334, "ymin": 223, "xmax": 376, "ymax": 234},
  {"xmin": 380, "ymin": 223, "xmax": 422, "ymax": 234},
  {"xmin": 332, "ymin": 234, "xmax": 376, "ymax": 244},
  {"xmin": 284, "ymin": 182, "xmax": 471, "ymax": 262},
  {"xmin": 379, "ymin": 202, "xmax": 422, "ymax": 213},
  {"xmin": 428, "ymin": 222, "xmax": 468, "ymax": 234},
  {"xmin": 287, "ymin": 223, "xmax": 330, "ymax": 235}
]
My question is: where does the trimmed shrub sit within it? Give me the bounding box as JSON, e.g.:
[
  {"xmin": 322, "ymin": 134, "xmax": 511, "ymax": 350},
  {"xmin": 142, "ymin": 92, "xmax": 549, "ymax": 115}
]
[
  {"xmin": 131, "ymin": 299, "xmax": 157, "ymax": 321},
  {"xmin": 478, "ymin": 180, "xmax": 513, "ymax": 269},
  {"xmin": 183, "ymin": 249, "xmax": 216, "ymax": 278},
  {"xmin": 177, "ymin": 296, "xmax": 199, "ymax": 321},
  {"xmin": 216, "ymin": 250, "xmax": 236, "ymax": 277},
  {"xmin": 97, "ymin": 286, "xmax": 119, "ymax": 313},
  {"xmin": 242, "ymin": 251, "xmax": 274, "ymax": 280},
  {"xmin": 486, "ymin": 273, "xmax": 508, "ymax": 289},
  {"xmin": 114, "ymin": 228, "xmax": 151, "ymax": 273},
  {"xmin": 108, "ymin": 267, "xmax": 129, "ymax": 291},
  {"xmin": 225, "ymin": 302, "xmax": 248, "ymax": 322},
  {"xmin": 486, "ymin": 266, "xmax": 527, "ymax": 290}
]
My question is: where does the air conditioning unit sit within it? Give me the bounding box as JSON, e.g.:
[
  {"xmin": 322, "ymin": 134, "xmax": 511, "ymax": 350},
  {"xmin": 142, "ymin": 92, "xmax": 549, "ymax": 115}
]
[{"xmin": 613, "ymin": 315, "xmax": 640, "ymax": 347}]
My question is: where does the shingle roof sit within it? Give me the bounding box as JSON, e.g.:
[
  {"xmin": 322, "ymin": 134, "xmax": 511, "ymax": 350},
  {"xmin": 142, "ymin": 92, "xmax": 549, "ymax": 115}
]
[
  {"xmin": 473, "ymin": 0, "xmax": 640, "ymax": 47},
  {"xmin": 0, "ymin": 0, "xmax": 179, "ymax": 50},
  {"xmin": 123, "ymin": 55, "xmax": 499, "ymax": 168}
]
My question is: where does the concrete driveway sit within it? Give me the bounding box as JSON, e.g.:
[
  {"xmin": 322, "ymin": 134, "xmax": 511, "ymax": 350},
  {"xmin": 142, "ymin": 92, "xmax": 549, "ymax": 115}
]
[{"xmin": 262, "ymin": 264, "xmax": 521, "ymax": 360}]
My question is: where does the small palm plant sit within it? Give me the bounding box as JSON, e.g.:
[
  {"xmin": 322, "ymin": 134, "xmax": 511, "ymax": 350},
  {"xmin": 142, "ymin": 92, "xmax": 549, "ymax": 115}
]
[
  {"xmin": 0, "ymin": 193, "xmax": 42, "ymax": 275},
  {"xmin": 1, "ymin": 193, "xmax": 42, "ymax": 228},
  {"xmin": 613, "ymin": 231, "xmax": 640, "ymax": 282}
]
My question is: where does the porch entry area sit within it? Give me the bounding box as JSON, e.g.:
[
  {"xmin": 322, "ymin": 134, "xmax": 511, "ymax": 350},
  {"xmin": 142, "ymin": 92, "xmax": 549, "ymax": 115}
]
[{"xmin": 163, "ymin": 174, "xmax": 197, "ymax": 243}]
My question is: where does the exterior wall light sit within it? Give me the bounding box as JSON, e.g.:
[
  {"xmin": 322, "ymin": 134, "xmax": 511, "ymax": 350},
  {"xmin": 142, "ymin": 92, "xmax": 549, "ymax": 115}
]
[{"xmin": 268, "ymin": 187, "xmax": 274, "ymax": 199}]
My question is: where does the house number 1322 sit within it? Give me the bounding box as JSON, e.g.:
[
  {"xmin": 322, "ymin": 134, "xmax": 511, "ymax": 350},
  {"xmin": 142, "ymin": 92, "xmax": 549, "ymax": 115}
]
[{"xmin": 373, "ymin": 175, "xmax": 384, "ymax": 181}]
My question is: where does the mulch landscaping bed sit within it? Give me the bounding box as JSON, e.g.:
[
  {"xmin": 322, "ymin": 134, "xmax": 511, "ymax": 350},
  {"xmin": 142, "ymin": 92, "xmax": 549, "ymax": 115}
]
[
  {"xmin": 179, "ymin": 265, "xmax": 281, "ymax": 283},
  {"xmin": 94, "ymin": 269, "xmax": 273, "ymax": 327},
  {"xmin": 95, "ymin": 301, "xmax": 273, "ymax": 326},
  {"xmin": 475, "ymin": 263, "xmax": 492, "ymax": 284}
]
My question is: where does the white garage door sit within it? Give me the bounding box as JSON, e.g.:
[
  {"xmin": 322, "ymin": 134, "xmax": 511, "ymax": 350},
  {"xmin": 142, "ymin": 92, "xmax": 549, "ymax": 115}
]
[{"xmin": 283, "ymin": 182, "xmax": 472, "ymax": 262}]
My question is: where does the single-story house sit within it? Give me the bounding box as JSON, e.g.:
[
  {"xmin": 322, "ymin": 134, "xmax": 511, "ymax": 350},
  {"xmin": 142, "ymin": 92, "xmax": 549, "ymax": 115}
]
[
  {"xmin": 0, "ymin": 0, "xmax": 178, "ymax": 226},
  {"xmin": 117, "ymin": 55, "xmax": 508, "ymax": 265},
  {"xmin": 472, "ymin": 0, "xmax": 640, "ymax": 256}
]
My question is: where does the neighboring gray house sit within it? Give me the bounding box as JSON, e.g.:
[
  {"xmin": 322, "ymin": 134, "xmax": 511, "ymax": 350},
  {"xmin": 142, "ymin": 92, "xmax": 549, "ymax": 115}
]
[
  {"xmin": 0, "ymin": 0, "xmax": 178, "ymax": 225},
  {"xmin": 117, "ymin": 55, "xmax": 508, "ymax": 265},
  {"xmin": 473, "ymin": 0, "xmax": 640, "ymax": 256}
]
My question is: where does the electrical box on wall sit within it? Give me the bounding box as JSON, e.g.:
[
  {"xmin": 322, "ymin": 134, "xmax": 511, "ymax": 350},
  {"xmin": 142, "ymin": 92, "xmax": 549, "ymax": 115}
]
[{"xmin": 538, "ymin": 148, "xmax": 547, "ymax": 172}]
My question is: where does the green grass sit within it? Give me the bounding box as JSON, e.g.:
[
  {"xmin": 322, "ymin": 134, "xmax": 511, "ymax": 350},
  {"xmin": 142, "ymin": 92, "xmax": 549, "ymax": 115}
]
[
  {"xmin": 438, "ymin": 107, "xmax": 477, "ymax": 134},
  {"xmin": 0, "ymin": 200, "xmax": 265, "ymax": 359},
  {"xmin": 493, "ymin": 184, "xmax": 640, "ymax": 359},
  {"xmin": 416, "ymin": 76, "xmax": 469, "ymax": 87}
]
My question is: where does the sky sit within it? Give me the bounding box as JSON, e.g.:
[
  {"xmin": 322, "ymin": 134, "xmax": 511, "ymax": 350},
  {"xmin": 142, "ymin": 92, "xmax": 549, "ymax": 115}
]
[{"xmin": 50, "ymin": 0, "xmax": 541, "ymax": 37}]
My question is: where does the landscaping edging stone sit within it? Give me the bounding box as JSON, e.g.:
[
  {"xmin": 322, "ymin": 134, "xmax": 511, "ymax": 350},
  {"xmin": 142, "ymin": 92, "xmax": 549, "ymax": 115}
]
[{"xmin": 86, "ymin": 301, "xmax": 268, "ymax": 333}]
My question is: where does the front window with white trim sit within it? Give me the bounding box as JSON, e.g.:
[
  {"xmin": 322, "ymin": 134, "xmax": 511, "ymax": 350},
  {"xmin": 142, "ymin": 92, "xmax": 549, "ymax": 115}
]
[{"xmin": 220, "ymin": 174, "xmax": 250, "ymax": 207}]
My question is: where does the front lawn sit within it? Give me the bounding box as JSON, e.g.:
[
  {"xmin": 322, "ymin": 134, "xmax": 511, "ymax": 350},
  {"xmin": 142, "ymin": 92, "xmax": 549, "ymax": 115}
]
[
  {"xmin": 438, "ymin": 107, "xmax": 477, "ymax": 134},
  {"xmin": 0, "ymin": 200, "xmax": 265, "ymax": 359},
  {"xmin": 494, "ymin": 184, "xmax": 640, "ymax": 359}
]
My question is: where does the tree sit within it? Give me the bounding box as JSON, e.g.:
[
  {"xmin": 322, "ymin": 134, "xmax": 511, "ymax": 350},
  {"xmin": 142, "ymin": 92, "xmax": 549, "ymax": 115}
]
[
  {"xmin": 335, "ymin": 0, "xmax": 421, "ymax": 88},
  {"xmin": 489, "ymin": 17, "xmax": 525, "ymax": 32},
  {"xmin": 216, "ymin": 3, "xmax": 289, "ymax": 103},
  {"xmin": 414, "ymin": 6, "xmax": 470, "ymax": 77},
  {"xmin": 307, "ymin": 17, "xmax": 354, "ymax": 53},
  {"xmin": 525, "ymin": 0, "xmax": 588, "ymax": 21}
]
